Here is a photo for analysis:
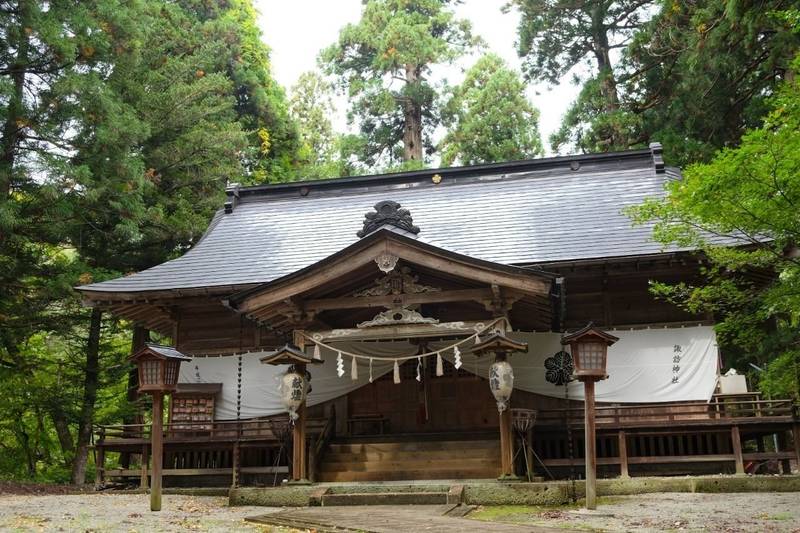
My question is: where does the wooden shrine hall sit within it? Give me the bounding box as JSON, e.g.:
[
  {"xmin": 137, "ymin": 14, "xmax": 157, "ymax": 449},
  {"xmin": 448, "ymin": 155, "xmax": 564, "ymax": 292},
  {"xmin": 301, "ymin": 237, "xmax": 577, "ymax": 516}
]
[{"xmin": 79, "ymin": 145, "xmax": 800, "ymax": 487}]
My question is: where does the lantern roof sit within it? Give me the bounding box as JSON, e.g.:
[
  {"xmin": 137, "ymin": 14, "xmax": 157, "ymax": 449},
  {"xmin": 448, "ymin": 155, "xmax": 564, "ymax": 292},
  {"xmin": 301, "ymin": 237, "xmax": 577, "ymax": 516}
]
[
  {"xmin": 130, "ymin": 343, "xmax": 192, "ymax": 362},
  {"xmin": 560, "ymin": 323, "xmax": 619, "ymax": 346},
  {"xmin": 259, "ymin": 344, "xmax": 324, "ymax": 366},
  {"xmin": 471, "ymin": 331, "xmax": 529, "ymax": 356}
]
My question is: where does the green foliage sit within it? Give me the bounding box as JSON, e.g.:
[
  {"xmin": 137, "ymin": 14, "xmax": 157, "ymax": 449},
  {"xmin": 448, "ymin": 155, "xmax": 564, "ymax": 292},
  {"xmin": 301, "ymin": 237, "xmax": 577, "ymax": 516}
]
[
  {"xmin": 625, "ymin": 1, "xmax": 800, "ymax": 166},
  {"xmin": 320, "ymin": 0, "xmax": 480, "ymax": 168},
  {"xmin": 440, "ymin": 54, "xmax": 543, "ymax": 165},
  {"xmin": 0, "ymin": 0, "xmax": 300, "ymax": 482},
  {"xmin": 629, "ymin": 56, "xmax": 800, "ymax": 397},
  {"xmin": 289, "ymin": 72, "xmax": 345, "ymax": 179},
  {"xmin": 512, "ymin": 0, "xmax": 799, "ymax": 161},
  {"xmin": 510, "ymin": 0, "xmax": 652, "ymax": 152}
]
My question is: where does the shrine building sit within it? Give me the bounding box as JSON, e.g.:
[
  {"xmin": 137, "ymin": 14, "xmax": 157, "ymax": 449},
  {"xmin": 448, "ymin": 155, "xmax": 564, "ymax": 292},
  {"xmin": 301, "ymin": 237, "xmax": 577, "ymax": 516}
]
[{"xmin": 78, "ymin": 144, "xmax": 799, "ymax": 486}]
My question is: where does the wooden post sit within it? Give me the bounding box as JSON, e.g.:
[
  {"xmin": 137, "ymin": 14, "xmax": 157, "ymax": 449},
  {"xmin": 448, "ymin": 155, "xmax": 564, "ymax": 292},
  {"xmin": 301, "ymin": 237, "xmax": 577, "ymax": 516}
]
[
  {"xmin": 140, "ymin": 444, "xmax": 149, "ymax": 489},
  {"xmin": 499, "ymin": 408, "xmax": 513, "ymax": 477},
  {"xmin": 792, "ymin": 424, "xmax": 800, "ymax": 472},
  {"xmin": 95, "ymin": 447, "xmax": 106, "ymax": 489},
  {"xmin": 618, "ymin": 430, "xmax": 629, "ymax": 478},
  {"xmin": 231, "ymin": 441, "xmax": 240, "ymax": 488},
  {"xmin": 150, "ymin": 392, "xmax": 164, "ymax": 511},
  {"xmin": 584, "ymin": 379, "xmax": 597, "ymax": 509},
  {"xmin": 526, "ymin": 426, "xmax": 535, "ymax": 481},
  {"xmin": 731, "ymin": 425, "xmax": 744, "ymax": 475}
]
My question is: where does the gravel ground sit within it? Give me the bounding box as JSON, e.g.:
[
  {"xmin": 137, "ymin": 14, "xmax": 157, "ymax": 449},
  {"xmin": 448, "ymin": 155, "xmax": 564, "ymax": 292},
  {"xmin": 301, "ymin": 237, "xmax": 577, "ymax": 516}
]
[
  {"xmin": 469, "ymin": 492, "xmax": 800, "ymax": 532},
  {"xmin": 1, "ymin": 491, "xmax": 799, "ymax": 532},
  {"xmin": 0, "ymin": 493, "xmax": 284, "ymax": 532}
]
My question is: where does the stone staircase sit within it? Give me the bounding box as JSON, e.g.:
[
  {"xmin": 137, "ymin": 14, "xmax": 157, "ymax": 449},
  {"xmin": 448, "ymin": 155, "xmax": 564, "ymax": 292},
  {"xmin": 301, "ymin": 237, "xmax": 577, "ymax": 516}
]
[{"xmin": 316, "ymin": 437, "xmax": 501, "ymax": 482}]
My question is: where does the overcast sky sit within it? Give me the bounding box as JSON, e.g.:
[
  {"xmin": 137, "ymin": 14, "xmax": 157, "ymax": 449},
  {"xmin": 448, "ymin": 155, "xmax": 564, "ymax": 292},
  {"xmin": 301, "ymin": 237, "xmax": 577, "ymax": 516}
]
[{"xmin": 254, "ymin": 0, "xmax": 580, "ymax": 156}]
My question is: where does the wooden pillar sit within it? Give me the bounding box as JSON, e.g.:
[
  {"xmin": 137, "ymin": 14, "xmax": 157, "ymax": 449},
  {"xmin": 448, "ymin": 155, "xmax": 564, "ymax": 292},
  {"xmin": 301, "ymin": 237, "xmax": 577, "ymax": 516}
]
[
  {"xmin": 150, "ymin": 392, "xmax": 164, "ymax": 511},
  {"xmin": 499, "ymin": 408, "xmax": 514, "ymax": 477},
  {"xmin": 584, "ymin": 379, "xmax": 597, "ymax": 509},
  {"xmin": 95, "ymin": 447, "xmax": 106, "ymax": 489},
  {"xmin": 140, "ymin": 444, "xmax": 149, "ymax": 489},
  {"xmin": 792, "ymin": 425, "xmax": 800, "ymax": 473},
  {"xmin": 231, "ymin": 441, "xmax": 240, "ymax": 488},
  {"xmin": 731, "ymin": 425, "xmax": 744, "ymax": 475},
  {"xmin": 618, "ymin": 430, "xmax": 629, "ymax": 478},
  {"xmin": 777, "ymin": 430, "xmax": 791, "ymax": 473},
  {"xmin": 525, "ymin": 426, "xmax": 535, "ymax": 481}
]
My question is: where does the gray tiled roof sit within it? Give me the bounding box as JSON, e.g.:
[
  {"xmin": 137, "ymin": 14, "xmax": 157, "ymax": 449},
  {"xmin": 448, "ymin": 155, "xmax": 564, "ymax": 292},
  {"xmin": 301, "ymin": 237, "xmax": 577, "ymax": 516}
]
[{"xmin": 78, "ymin": 148, "xmax": 736, "ymax": 294}]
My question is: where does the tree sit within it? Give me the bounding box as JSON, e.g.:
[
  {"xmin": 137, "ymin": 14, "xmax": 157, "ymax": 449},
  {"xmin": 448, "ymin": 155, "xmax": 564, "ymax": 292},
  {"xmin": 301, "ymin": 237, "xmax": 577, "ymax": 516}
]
[
  {"xmin": 624, "ymin": 1, "xmax": 800, "ymax": 166},
  {"xmin": 509, "ymin": 0, "xmax": 653, "ymax": 151},
  {"xmin": 440, "ymin": 54, "xmax": 543, "ymax": 165},
  {"xmin": 629, "ymin": 54, "xmax": 800, "ymax": 398},
  {"xmin": 320, "ymin": 0, "xmax": 480, "ymax": 168},
  {"xmin": 186, "ymin": 0, "xmax": 300, "ymax": 183},
  {"xmin": 289, "ymin": 72, "xmax": 343, "ymax": 179}
]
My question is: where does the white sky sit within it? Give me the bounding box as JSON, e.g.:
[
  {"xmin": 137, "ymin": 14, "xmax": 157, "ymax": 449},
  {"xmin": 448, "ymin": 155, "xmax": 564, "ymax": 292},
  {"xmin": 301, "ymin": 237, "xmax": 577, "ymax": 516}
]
[{"xmin": 254, "ymin": 0, "xmax": 580, "ymax": 156}]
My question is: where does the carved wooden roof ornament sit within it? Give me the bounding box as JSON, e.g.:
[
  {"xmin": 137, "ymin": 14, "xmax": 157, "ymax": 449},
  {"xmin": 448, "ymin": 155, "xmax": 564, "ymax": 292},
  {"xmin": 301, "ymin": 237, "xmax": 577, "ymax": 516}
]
[
  {"xmin": 353, "ymin": 266, "xmax": 440, "ymax": 298},
  {"xmin": 357, "ymin": 306, "xmax": 439, "ymax": 328},
  {"xmin": 357, "ymin": 200, "xmax": 420, "ymax": 238}
]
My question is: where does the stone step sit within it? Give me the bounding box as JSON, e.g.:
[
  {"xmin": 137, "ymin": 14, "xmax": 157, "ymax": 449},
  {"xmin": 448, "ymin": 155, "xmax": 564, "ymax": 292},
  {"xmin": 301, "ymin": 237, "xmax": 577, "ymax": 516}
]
[
  {"xmin": 319, "ymin": 457, "xmax": 498, "ymax": 473},
  {"xmin": 320, "ymin": 491, "xmax": 449, "ymax": 506}
]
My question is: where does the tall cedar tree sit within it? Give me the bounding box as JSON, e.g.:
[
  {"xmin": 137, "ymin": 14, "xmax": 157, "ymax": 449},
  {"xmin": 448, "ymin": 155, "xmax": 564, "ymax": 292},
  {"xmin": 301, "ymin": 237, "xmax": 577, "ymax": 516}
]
[
  {"xmin": 321, "ymin": 0, "xmax": 479, "ymax": 168},
  {"xmin": 440, "ymin": 53, "xmax": 543, "ymax": 165},
  {"xmin": 510, "ymin": 0, "xmax": 652, "ymax": 152},
  {"xmin": 624, "ymin": 1, "xmax": 800, "ymax": 166}
]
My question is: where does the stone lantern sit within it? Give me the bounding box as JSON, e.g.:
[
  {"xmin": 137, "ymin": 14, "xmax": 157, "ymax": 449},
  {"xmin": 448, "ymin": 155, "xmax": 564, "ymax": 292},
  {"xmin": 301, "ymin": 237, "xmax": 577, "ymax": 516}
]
[
  {"xmin": 130, "ymin": 344, "xmax": 191, "ymax": 512},
  {"xmin": 471, "ymin": 331, "xmax": 528, "ymax": 479},
  {"xmin": 561, "ymin": 323, "xmax": 618, "ymax": 510}
]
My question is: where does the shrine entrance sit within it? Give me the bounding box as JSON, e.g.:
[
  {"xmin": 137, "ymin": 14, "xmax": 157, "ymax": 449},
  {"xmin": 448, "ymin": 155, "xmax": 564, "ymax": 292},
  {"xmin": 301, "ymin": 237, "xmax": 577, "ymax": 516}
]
[
  {"xmin": 346, "ymin": 356, "xmax": 497, "ymax": 435},
  {"xmin": 228, "ymin": 201, "xmax": 560, "ymax": 481}
]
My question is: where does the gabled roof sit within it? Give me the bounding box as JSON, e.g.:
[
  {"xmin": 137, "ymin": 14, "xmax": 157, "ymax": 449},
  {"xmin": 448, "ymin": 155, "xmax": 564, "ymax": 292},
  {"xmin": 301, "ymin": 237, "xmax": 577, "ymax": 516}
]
[
  {"xmin": 76, "ymin": 145, "xmax": 729, "ymax": 297},
  {"xmin": 228, "ymin": 225, "xmax": 557, "ymax": 317}
]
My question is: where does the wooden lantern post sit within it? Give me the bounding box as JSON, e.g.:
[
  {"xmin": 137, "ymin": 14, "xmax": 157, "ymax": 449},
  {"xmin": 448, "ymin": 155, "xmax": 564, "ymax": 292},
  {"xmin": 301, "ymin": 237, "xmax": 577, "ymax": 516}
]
[
  {"xmin": 471, "ymin": 330, "xmax": 529, "ymax": 480},
  {"xmin": 561, "ymin": 324, "xmax": 618, "ymax": 510},
  {"xmin": 260, "ymin": 341, "xmax": 323, "ymax": 483},
  {"xmin": 130, "ymin": 344, "xmax": 191, "ymax": 512}
]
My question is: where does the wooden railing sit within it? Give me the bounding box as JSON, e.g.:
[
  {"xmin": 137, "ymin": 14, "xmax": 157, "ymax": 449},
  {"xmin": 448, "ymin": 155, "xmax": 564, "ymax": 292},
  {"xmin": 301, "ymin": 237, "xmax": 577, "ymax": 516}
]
[
  {"xmin": 536, "ymin": 397, "xmax": 797, "ymax": 427},
  {"xmin": 96, "ymin": 416, "xmax": 329, "ymax": 446}
]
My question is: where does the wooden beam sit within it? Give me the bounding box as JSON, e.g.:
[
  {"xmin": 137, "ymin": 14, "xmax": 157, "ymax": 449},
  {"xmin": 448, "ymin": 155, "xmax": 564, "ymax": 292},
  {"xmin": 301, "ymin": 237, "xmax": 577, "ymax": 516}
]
[{"xmin": 304, "ymin": 288, "xmax": 495, "ymax": 312}]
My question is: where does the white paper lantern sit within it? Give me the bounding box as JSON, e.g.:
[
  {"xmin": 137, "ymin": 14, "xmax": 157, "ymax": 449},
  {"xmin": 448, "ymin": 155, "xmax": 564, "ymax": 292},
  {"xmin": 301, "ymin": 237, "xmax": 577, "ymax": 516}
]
[
  {"xmin": 489, "ymin": 360, "xmax": 514, "ymax": 412},
  {"xmin": 281, "ymin": 369, "xmax": 307, "ymax": 421}
]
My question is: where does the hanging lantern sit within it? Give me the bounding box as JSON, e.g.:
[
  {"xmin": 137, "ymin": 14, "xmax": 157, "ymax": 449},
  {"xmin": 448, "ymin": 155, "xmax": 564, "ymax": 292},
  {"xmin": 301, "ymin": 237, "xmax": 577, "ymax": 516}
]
[
  {"xmin": 489, "ymin": 359, "xmax": 515, "ymax": 412},
  {"xmin": 471, "ymin": 331, "xmax": 528, "ymax": 413},
  {"xmin": 259, "ymin": 344, "xmax": 323, "ymax": 421},
  {"xmin": 281, "ymin": 366, "xmax": 307, "ymax": 421}
]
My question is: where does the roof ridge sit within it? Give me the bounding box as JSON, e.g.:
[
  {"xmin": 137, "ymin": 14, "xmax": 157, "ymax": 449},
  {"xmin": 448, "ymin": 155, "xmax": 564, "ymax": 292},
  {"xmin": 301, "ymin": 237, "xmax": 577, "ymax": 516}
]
[{"xmin": 232, "ymin": 148, "xmax": 655, "ymax": 200}]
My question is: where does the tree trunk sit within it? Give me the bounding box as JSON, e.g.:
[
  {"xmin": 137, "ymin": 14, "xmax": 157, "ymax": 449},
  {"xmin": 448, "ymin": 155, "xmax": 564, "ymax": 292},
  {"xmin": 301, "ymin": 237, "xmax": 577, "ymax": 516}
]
[
  {"xmin": 0, "ymin": 0, "xmax": 30, "ymax": 201},
  {"xmin": 51, "ymin": 406, "xmax": 75, "ymax": 468},
  {"xmin": 402, "ymin": 64, "xmax": 423, "ymax": 162},
  {"xmin": 590, "ymin": 4, "xmax": 620, "ymax": 113},
  {"xmin": 121, "ymin": 325, "xmax": 148, "ymax": 468},
  {"xmin": 71, "ymin": 307, "xmax": 102, "ymax": 485}
]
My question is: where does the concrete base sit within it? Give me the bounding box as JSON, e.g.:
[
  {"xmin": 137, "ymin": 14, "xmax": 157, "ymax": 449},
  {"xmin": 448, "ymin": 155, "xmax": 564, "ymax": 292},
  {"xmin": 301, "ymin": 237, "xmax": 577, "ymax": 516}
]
[{"xmin": 230, "ymin": 474, "xmax": 800, "ymax": 507}]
